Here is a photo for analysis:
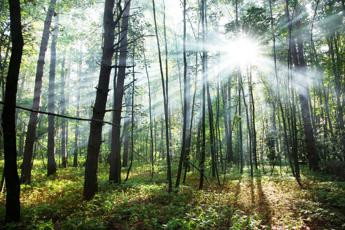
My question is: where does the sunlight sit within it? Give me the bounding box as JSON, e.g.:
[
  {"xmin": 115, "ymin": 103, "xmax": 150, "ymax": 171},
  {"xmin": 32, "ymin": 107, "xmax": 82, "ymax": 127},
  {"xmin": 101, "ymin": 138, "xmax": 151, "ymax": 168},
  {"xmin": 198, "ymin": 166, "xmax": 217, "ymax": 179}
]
[{"xmin": 222, "ymin": 34, "xmax": 262, "ymax": 68}]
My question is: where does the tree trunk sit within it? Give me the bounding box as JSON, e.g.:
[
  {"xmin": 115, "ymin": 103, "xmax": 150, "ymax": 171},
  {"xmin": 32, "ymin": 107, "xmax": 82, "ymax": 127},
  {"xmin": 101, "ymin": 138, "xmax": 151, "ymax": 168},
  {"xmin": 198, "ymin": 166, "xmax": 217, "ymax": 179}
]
[
  {"xmin": 152, "ymin": 0, "xmax": 172, "ymax": 192},
  {"xmin": 21, "ymin": 0, "xmax": 57, "ymax": 184},
  {"xmin": 176, "ymin": 0, "xmax": 191, "ymax": 189},
  {"xmin": 248, "ymin": 69, "xmax": 257, "ymax": 169},
  {"xmin": 2, "ymin": 0, "xmax": 23, "ymax": 222},
  {"xmin": 199, "ymin": 0, "xmax": 206, "ymax": 190},
  {"xmin": 222, "ymin": 81, "xmax": 233, "ymax": 163},
  {"xmin": 238, "ymin": 74, "xmax": 243, "ymax": 174},
  {"xmin": 293, "ymin": 17, "xmax": 319, "ymax": 171},
  {"xmin": 83, "ymin": 0, "xmax": 116, "ymax": 200},
  {"xmin": 109, "ymin": 0, "xmax": 131, "ymax": 183},
  {"xmin": 144, "ymin": 50, "xmax": 155, "ymax": 179},
  {"xmin": 73, "ymin": 53, "xmax": 82, "ymax": 167},
  {"xmin": 241, "ymin": 80, "xmax": 253, "ymax": 177},
  {"xmin": 47, "ymin": 14, "xmax": 58, "ymax": 174},
  {"xmin": 207, "ymin": 82, "xmax": 219, "ymax": 182},
  {"xmin": 125, "ymin": 55, "xmax": 135, "ymax": 181},
  {"xmin": 122, "ymin": 93, "xmax": 131, "ymax": 167},
  {"xmin": 60, "ymin": 56, "xmax": 68, "ymax": 168}
]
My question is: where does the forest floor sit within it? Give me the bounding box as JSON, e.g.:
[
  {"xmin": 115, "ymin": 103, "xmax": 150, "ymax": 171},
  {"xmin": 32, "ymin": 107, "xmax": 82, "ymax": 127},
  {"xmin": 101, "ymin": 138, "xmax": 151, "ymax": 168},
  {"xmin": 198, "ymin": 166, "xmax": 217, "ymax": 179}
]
[{"xmin": 0, "ymin": 161, "xmax": 345, "ymax": 229}]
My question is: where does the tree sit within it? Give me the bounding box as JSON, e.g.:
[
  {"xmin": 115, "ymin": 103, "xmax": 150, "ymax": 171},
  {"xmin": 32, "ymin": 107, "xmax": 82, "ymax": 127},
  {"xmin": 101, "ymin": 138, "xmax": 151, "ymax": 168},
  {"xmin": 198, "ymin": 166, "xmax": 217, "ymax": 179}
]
[
  {"xmin": 109, "ymin": 0, "xmax": 131, "ymax": 183},
  {"xmin": 291, "ymin": 3, "xmax": 319, "ymax": 171},
  {"xmin": 47, "ymin": 14, "xmax": 58, "ymax": 174},
  {"xmin": 176, "ymin": 0, "xmax": 191, "ymax": 189},
  {"xmin": 199, "ymin": 0, "xmax": 207, "ymax": 190},
  {"xmin": 73, "ymin": 52, "xmax": 82, "ymax": 167},
  {"xmin": 152, "ymin": 0, "xmax": 172, "ymax": 192},
  {"xmin": 143, "ymin": 50, "xmax": 154, "ymax": 179},
  {"xmin": 2, "ymin": 0, "xmax": 23, "ymax": 222},
  {"xmin": 83, "ymin": 0, "xmax": 117, "ymax": 200},
  {"xmin": 60, "ymin": 56, "xmax": 67, "ymax": 168},
  {"xmin": 122, "ymin": 93, "xmax": 131, "ymax": 167},
  {"xmin": 21, "ymin": 0, "xmax": 57, "ymax": 184}
]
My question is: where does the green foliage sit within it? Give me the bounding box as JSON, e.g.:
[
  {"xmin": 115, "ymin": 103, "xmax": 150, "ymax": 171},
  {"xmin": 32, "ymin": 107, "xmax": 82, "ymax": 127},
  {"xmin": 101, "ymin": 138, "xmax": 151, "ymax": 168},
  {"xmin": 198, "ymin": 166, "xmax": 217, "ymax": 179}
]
[
  {"xmin": 230, "ymin": 211, "xmax": 261, "ymax": 230},
  {"xmin": 241, "ymin": 7, "xmax": 270, "ymax": 36}
]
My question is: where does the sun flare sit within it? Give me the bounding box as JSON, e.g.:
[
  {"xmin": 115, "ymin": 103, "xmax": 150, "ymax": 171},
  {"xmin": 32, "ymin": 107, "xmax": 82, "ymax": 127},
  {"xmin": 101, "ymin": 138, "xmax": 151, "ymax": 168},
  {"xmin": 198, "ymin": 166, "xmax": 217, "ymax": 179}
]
[{"xmin": 221, "ymin": 34, "xmax": 262, "ymax": 68}]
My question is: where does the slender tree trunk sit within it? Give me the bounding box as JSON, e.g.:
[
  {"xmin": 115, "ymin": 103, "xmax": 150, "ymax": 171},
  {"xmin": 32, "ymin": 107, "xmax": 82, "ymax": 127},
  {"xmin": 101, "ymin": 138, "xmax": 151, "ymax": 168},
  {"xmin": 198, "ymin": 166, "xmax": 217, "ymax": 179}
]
[
  {"xmin": 109, "ymin": 0, "xmax": 131, "ymax": 183},
  {"xmin": 125, "ymin": 54, "xmax": 135, "ymax": 181},
  {"xmin": 152, "ymin": 0, "xmax": 172, "ymax": 192},
  {"xmin": 122, "ymin": 94, "xmax": 131, "ymax": 167},
  {"xmin": 176, "ymin": 0, "xmax": 191, "ymax": 189},
  {"xmin": 222, "ymin": 80, "xmax": 233, "ymax": 163},
  {"xmin": 73, "ymin": 53, "xmax": 82, "ymax": 167},
  {"xmin": 241, "ymin": 79, "xmax": 253, "ymax": 177},
  {"xmin": 163, "ymin": 0, "xmax": 173, "ymax": 162},
  {"xmin": 248, "ymin": 69, "xmax": 257, "ymax": 169},
  {"xmin": 207, "ymin": 82, "xmax": 219, "ymax": 183},
  {"xmin": 144, "ymin": 51, "xmax": 155, "ymax": 179},
  {"xmin": 238, "ymin": 74, "xmax": 243, "ymax": 174},
  {"xmin": 2, "ymin": 0, "xmax": 23, "ymax": 222},
  {"xmin": 21, "ymin": 0, "xmax": 57, "ymax": 184},
  {"xmin": 47, "ymin": 14, "xmax": 58, "ymax": 174},
  {"xmin": 83, "ymin": 0, "xmax": 116, "ymax": 200},
  {"xmin": 199, "ymin": 0, "xmax": 207, "ymax": 190},
  {"xmin": 267, "ymin": 0, "xmax": 278, "ymax": 172},
  {"xmin": 60, "ymin": 56, "xmax": 68, "ymax": 169}
]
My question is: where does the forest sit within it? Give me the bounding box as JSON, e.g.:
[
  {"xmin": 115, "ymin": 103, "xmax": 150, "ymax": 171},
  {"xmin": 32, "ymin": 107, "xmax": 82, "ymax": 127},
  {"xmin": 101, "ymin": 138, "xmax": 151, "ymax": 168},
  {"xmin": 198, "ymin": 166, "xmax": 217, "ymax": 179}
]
[{"xmin": 0, "ymin": 0, "xmax": 345, "ymax": 228}]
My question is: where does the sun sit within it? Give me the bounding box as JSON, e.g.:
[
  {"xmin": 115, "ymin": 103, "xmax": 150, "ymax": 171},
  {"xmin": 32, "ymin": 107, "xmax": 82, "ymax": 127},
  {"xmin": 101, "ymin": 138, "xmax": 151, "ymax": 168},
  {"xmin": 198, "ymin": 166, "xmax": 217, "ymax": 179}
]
[{"xmin": 221, "ymin": 33, "xmax": 262, "ymax": 68}]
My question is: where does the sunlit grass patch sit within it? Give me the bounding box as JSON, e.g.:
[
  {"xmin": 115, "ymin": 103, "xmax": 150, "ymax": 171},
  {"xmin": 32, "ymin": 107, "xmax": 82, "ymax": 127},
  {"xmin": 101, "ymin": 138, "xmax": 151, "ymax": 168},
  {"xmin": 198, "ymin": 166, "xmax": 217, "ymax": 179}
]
[{"xmin": 1, "ymin": 163, "xmax": 345, "ymax": 229}]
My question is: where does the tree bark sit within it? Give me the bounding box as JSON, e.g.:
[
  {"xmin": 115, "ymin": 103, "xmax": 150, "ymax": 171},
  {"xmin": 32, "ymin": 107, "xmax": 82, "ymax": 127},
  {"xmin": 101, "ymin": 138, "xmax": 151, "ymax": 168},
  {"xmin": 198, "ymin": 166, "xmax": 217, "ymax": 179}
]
[
  {"xmin": 199, "ymin": 0, "xmax": 206, "ymax": 190},
  {"xmin": 125, "ymin": 54, "xmax": 135, "ymax": 181},
  {"xmin": 109, "ymin": 0, "xmax": 131, "ymax": 183},
  {"xmin": 47, "ymin": 14, "xmax": 58, "ymax": 174},
  {"xmin": 293, "ymin": 16, "xmax": 319, "ymax": 171},
  {"xmin": 152, "ymin": 0, "xmax": 172, "ymax": 192},
  {"xmin": 248, "ymin": 69, "xmax": 257, "ymax": 169},
  {"xmin": 60, "ymin": 56, "xmax": 68, "ymax": 169},
  {"xmin": 2, "ymin": 0, "xmax": 23, "ymax": 222},
  {"xmin": 21, "ymin": 0, "xmax": 57, "ymax": 184},
  {"xmin": 73, "ymin": 53, "xmax": 82, "ymax": 167},
  {"xmin": 83, "ymin": 0, "xmax": 116, "ymax": 200},
  {"xmin": 144, "ymin": 50, "xmax": 154, "ymax": 179},
  {"xmin": 122, "ymin": 93, "xmax": 131, "ymax": 167},
  {"xmin": 176, "ymin": 0, "xmax": 191, "ymax": 189}
]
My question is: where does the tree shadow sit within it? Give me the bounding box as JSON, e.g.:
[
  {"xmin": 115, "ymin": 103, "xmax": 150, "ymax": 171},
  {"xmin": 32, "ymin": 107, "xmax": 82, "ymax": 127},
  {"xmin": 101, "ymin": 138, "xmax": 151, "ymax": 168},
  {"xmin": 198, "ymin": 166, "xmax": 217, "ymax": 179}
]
[
  {"xmin": 249, "ymin": 178, "xmax": 255, "ymax": 206},
  {"xmin": 234, "ymin": 175, "xmax": 242, "ymax": 207},
  {"xmin": 255, "ymin": 175, "xmax": 272, "ymax": 228}
]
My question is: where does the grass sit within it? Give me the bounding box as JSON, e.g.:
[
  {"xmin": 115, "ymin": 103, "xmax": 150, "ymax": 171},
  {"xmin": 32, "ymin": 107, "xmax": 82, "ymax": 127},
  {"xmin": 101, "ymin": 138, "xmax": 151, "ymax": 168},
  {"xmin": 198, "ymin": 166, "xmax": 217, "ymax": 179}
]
[{"xmin": 0, "ymin": 160, "xmax": 345, "ymax": 229}]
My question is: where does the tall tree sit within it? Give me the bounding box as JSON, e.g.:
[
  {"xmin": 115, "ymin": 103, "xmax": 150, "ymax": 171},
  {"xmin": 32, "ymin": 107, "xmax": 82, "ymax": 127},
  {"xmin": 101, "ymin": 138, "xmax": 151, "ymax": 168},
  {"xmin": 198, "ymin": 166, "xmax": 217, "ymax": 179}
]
[
  {"xmin": 60, "ymin": 56, "xmax": 67, "ymax": 168},
  {"xmin": 293, "ymin": 4, "xmax": 319, "ymax": 171},
  {"xmin": 176, "ymin": 0, "xmax": 191, "ymax": 189},
  {"xmin": 125, "ymin": 53, "xmax": 135, "ymax": 181},
  {"xmin": 47, "ymin": 14, "xmax": 58, "ymax": 174},
  {"xmin": 73, "ymin": 53, "xmax": 82, "ymax": 167},
  {"xmin": 2, "ymin": 0, "xmax": 23, "ymax": 222},
  {"xmin": 109, "ymin": 0, "xmax": 131, "ymax": 183},
  {"xmin": 21, "ymin": 0, "xmax": 57, "ymax": 184},
  {"xmin": 83, "ymin": 0, "xmax": 117, "ymax": 200},
  {"xmin": 122, "ymin": 93, "xmax": 131, "ymax": 167},
  {"xmin": 199, "ymin": 0, "xmax": 207, "ymax": 190},
  {"xmin": 143, "ymin": 50, "xmax": 154, "ymax": 178},
  {"xmin": 152, "ymin": 0, "xmax": 172, "ymax": 192}
]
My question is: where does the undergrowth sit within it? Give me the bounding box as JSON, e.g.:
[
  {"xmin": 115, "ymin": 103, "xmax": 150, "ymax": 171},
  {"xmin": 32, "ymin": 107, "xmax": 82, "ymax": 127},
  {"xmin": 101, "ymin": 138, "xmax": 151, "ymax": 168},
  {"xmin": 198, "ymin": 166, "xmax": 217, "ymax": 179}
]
[{"xmin": 0, "ymin": 160, "xmax": 344, "ymax": 229}]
